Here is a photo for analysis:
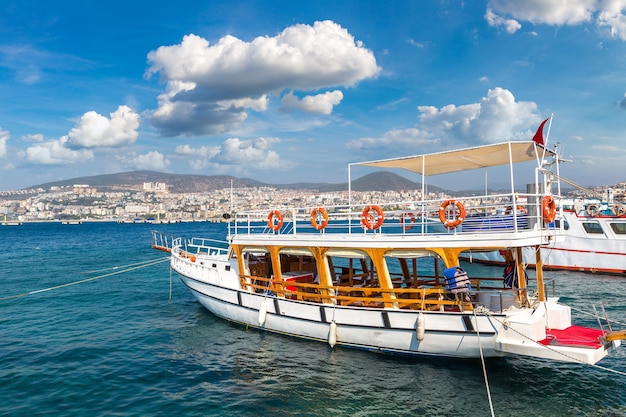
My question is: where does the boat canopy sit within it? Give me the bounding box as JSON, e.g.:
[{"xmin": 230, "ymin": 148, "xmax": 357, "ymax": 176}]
[{"xmin": 355, "ymin": 141, "xmax": 555, "ymax": 176}]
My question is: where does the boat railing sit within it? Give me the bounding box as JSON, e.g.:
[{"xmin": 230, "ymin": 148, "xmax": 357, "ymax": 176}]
[
  {"xmin": 243, "ymin": 273, "xmax": 525, "ymax": 312},
  {"xmin": 151, "ymin": 231, "xmax": 229, "ymax": 257},
  {"xmin": 229, "ymin": 192, "xmax": 555, "ymax": 237}
]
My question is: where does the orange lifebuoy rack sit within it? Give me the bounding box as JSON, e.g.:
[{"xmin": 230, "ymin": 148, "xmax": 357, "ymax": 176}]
[
  {"xmin": 505, "ymin": 205, "xmax": 527, "ymax": 215},
  {"xmin": 541, "ymin": 196, "xmax": 557, "ymax": 223},
  {"xmin": 399, "ymin": 212, "xmax": 416, "ymax": 231},
  {"xmin": 361, "ymin": 205, "xmax": 384, "ymax": 230},
  {"xmin": 438, "ymin": 200, "xmax": 466, "ymax": 229},
  {"xmin": 267, "ymin": 210, "xmax": 284, "ymax": 231},
  {"xmin": 310, "ymin": 207, "xmax": 329, "ymax": 230}
]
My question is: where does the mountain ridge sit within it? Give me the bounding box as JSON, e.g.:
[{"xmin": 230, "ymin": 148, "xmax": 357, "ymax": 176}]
[{"xmin": 28, "ymin": 170, "xmax": 447, "ymax": 194}]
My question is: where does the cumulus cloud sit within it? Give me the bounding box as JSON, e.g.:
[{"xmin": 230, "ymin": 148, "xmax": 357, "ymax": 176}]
[
  {"xmin": 417, "ymin": 87, "xmax": 540, "ymax": 144},
  {"xmin": 67, "ymin": 105, "xmax": 140, "ymax": 148},
  {"xmin": 486, "ymin": 0, "xmax": 626, "ymax": 40},
  {"xmin": 280, "ymin": 90, "xmax": 344, "ymax": 114},
  {"xmin": 0, "ymin": 128, "xmax": 9, "ymax": 159},
  {"xmin": 23, "ymin": 136, "xmax": 94, "ymax": 165},
  {"xmin": 145, "ymin": 20, "xmax": 380, "ymax": 136},
  {"xmin": 181, "ymin": 137, "xmax": 294, "ymax": 173},
  {"xmin": 348, "ymin": 87, "xmax": 541, "ymax": 154},
  {"xmin": 620, "ymin": 93, "xmax": 626, "ymax": 109},
  {"xmin": 118, "ymin": 151, "xmax": 170, "ymax": 171}
]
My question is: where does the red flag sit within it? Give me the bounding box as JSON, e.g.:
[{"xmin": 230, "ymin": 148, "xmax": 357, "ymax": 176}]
[{"xmin": 532, "ymin": 118, "xmax": 549, "ymax": 146}]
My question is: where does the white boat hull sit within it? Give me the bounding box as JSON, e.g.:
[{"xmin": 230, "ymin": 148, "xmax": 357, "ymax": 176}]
[
  {"xmin": 173, "ymin": 257, "xmax": 618, "ymax": 364},
  {"xmin": 465, "ymin": 211, "xmax": 626, "ymax": 274}
]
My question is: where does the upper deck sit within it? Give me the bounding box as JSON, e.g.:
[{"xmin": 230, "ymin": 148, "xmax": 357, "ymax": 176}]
[{"xmin": 228, "ymin": 191, "xmax": 562, "ymax": 250}]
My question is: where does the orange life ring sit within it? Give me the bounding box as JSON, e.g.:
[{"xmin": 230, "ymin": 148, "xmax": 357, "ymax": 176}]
[
  {"xmin": 267, "ymin": 210, "xmax": 284, "ymax": 231},
  {"xmin": 438, "ymin": 200, "xmax": 466, "ymax": 229},
  {"xmin": 586, "ymin": 204, "xmax": 600, "ymax": 217},
  {"xmin": 505, "ymin": 205, "xmax": 527, "ymax": 215},
  {"xmin": 612, "ymin": 204, "xmax": 626, "ymax": 217},
  {"xmin": 399, "ymin": 212, "xmax": 416, "ymax": 231},
  {"xmin": 361, "ymin": 205, "xmax": 384, "ymax": 230},
  {"xmin": 310, "ymin": 207, "xmax": 329, "ymax": 230},
  {"xmin": 541, "ymin": 196, "xmax": 557, "ymax": 223}
]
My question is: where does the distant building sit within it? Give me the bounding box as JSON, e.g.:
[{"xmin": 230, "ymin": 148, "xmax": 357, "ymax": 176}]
[{"xmin": 143, "ymin": 182, "xmax": 168, "ymax": 193}]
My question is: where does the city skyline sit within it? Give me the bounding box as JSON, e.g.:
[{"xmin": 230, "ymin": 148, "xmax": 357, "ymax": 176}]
[{"xmin": 1, "ymin": 1, "xmax": 625, "ymax": 191}]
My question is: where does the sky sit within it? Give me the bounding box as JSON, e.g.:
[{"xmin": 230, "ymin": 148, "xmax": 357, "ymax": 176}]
[{"xmin": 1, "ymin": 0, "xmax": 625, "ymax": 191}]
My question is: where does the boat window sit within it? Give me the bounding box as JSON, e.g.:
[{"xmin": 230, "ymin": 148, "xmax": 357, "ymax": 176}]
[
  {"xmin": 325, "ymin": 250, "xmax": 377, "ymax": 287},
  {"xmin": 278, "ymin": 248, "xmax": 317, "ymax": 275},
  {"xmin": 554, "ymin": 219, "xmax": 569, "ymax": 230},
  {"xmin": 383, "ymin": 251, "xmax": 445, "ymax": 288},
  {"xmin": 582, "ymin": 222, "xmax": 604, "ymax": 235},
  {"xmin": 609, "ymin": 222, "xmax": 626, "ymax": 235}
]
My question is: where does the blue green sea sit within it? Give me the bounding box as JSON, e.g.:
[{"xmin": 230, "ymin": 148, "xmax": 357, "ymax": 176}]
[{"xmin": 1, "ymin": 221, "xmax": 626, "ymax": 416}]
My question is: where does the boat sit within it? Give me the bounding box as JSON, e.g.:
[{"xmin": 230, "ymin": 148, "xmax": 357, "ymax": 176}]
[
  {"xmin": 1, "ymin": 214, "xmax": 22, "ymax": 226},
  {"xmin": 152, "ymin": 123, "xmax": 625, "ymax": 365},
  {"xmin": 463, "ymin": 197, "xmax": 626, "ymax": 275}
]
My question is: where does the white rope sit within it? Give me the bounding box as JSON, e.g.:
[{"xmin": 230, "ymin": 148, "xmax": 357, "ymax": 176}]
[
  {"xmin": 569, "ymin": 304, "xmax": 626, "ymax": 328},
  {"xmin": 474, "ymin": 308, "xmax": 495, "ymax": 417},
  {"xmin": 0, "ymin": 257, "xmax": 170, "ymax": 301},
  {"xmin": 486, "ymin": 310, "xmax": 626, "ymax": 377}
]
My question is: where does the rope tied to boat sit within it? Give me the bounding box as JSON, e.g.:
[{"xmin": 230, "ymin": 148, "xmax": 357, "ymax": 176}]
[
  {"xmin": 484, "ymin": 310, "xmax": 626, "ymax": 377},
  {"xmin": 0, "ymin": 257, "xmax": 170, "ymax": 302},
  {"xmin": 473, "ymin": 307, "xmax": 495, "ymax": 417}
]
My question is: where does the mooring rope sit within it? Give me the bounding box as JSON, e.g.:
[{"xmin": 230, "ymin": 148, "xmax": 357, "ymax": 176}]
[
  {"xmin": 474, "ymin": 307, "xmax": 495, "ymax": 417},
  {"xmin": 79, "ymin": 257, "xmax": 169, "ymax": 275},
  {"xmin": 0, "ymin": 257, "xmax": 170, "ymax": 302},
  {"xmin": 568, "ymin": 304, "xmax": 626, "ymax": 328},
  {"xmin": 485, "ymin": 310, "xmax": 626, "ymax": 377}
]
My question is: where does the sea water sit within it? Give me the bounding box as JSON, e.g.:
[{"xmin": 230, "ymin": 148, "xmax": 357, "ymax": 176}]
[{"xmin": 1, "ymin": 222, "xmax": 625, "ymax": 416}]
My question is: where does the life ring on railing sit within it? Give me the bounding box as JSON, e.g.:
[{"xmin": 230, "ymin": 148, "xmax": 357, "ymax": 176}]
[
  {"xmin": 541, "ymin": 196, "xmax": 557, "ymax": 223},
  {"xmin": 505, "ymin": 205, "xmax": 527, "ymax": 215},
  {"xmin": 310, "ymin": 207, "xmax": 329, "ymax": 230},
  {"xmin": 585, "ymin": 204, "xmax": 600, "ymax": 217},
  {"xmin": 361, "ymin": 205, "xmax": 384, "ymax": 230},
  {"xmin": 399, "ymin": 212, "xmax": 416, "ymax": 231},
  {"xmin": 611, "ymin": 204, "xmax": 626, "ymax": 217},
  {"xmin": 267, "ymin": 210, "xmax": 284, "ymax": 231},
  {"xmin": 438, "ymin": 200, "xmax": 466, "ymax": 229}
]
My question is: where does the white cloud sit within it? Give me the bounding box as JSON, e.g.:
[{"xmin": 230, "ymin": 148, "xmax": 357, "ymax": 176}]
[
  {"xmin": 486, "ymin": 0, "xmax": 626, "ymax": 40},
  {"xmin": 349, "ymin": 87, "xmax": 541, "ymax": 155},
  {"xmin": 0, "ymin": 128, "xmax": 9, "ymax": 159},
  {"xmin": 182, "ymin": 137, "xmax": 294, "ymax": 173},
  {"xmin": 620, "ymin": 92, "xmax": 626, "ymax": 109},
  {"xmin": 417, "ymin": 87, "xmax": 540, "ymax": 144},
  {"xmin": 23, "ymin": 136, "xmax": 94, "ymax": 165},
  {"xmin": 67, "ymin": 105, "xmax": 140, "ymax": 148},
  {"xmin": 175, "ymin": 144, "xmax": 220, "ymax": 157},
  {"xmin": 485, "ymin": 9, "xmax": 522, "ymax": 33},
  {"xmin": 21, "ymin": 133, "xmax": 44, "ymax": 143},
  {"xmin": 347, "ymin": 128, "xmax": 438, "ymax": 151},
  {"xmin": 118, "ymin": 151, "xmax": 170, "ymax": 171},
  {"xmin": 145, "ymin": 20, "xmax": 380, "ymax": 136},
  {"xmin": 280, "ymin": 90, "xmax": 344, "ymax": 114}
]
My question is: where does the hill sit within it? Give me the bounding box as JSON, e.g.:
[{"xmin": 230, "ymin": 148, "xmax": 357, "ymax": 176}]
[{"xmin": 28, "ymin": 170, "xmax": 441, "ymax": 194}]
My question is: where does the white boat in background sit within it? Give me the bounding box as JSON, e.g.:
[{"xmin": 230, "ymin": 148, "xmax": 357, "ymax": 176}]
[
  {"xmin": 152, "ymin": 121, "xmax": 625, "ymax": 365},
  {"xmin": 464, "ymin": 196, "xmax": 626, "ymax": 276}
]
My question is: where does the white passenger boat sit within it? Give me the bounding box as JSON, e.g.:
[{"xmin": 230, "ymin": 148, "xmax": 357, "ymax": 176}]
[
  {"xmin": 464, "ymin": 198, "xmax": 626, "ymax": 275},
  {"xmin": 152, "ymin": 134, "xmax": 625, "ymax": 365}
]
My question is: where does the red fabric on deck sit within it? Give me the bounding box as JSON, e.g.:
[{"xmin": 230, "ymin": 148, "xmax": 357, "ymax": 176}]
[{"xmin": 539, "ymin": 325, "xmax": 605, "ymax": 348}]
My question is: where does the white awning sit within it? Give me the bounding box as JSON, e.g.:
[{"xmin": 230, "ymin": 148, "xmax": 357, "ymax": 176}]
[{"xmin": 355, "ymin": 141, "xmax": 555, "ymax": 176}]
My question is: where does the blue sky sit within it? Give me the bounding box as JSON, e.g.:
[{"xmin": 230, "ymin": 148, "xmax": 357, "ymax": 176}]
[{"xmin": 1, "ymin": 0, "xmax": 625, "ymax": 191}]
